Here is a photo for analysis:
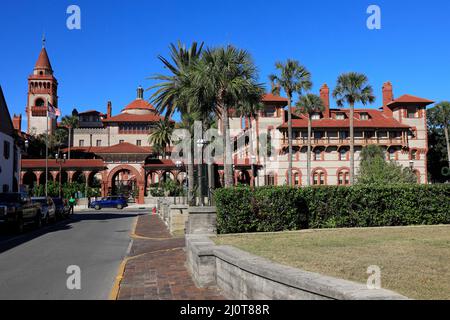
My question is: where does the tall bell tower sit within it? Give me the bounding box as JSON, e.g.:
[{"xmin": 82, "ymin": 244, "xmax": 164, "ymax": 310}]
[{"xmin": 26, "ymin": 37, "xmax": 59, "ymax": 135}]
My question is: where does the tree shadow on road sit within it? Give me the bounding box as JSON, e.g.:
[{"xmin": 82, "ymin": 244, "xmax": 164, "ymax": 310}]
[{"xmin": 0, "ymin": 211, "xmax": 145, "ymax": 254}]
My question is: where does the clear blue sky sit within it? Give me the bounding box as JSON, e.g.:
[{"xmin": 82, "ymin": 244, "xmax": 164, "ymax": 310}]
[{"xmin": 1, "ymin": 0, "xmax": 449, "ymax": 127}]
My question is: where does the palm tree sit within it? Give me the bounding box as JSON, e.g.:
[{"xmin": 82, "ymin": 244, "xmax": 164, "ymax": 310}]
[
  {"xmin": 269, "ymin": 60, "xmax": 312, "ymax": 186},
  {"xmin": 150, "ymin": 41, "xmax": 204, "ymax": 204},
  {"xmin": 296, "ymin": 94, "xmax": 325, "ymax": 186},
  {"xmin": 428, "ymin": 102, "xmax": 450, "ymax": 169},
  {"xmin": 193, "ymin": 46, "xmax": 264, "ymax": 187},
  {"xmin": 332, "ymin": 72, "xmax": 375, "ymax": 185},
  {"xmin": 234, "ymin": 99, "xmax": 264, "ymax": 187},
  {"xmin": 60, "ymin": 114, "xmax": 79, "ymax": 159},
  {"xmin": 148, "ymin": 119, "xmax": 174, "ymax": 158}
]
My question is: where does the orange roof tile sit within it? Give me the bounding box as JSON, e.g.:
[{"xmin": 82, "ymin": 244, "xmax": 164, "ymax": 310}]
[
  {"xmin": 122, "ymin": 99, "xmax": 158, "ymax": 112},
  {"xmin": 102, "ymin": 113, "xmax": 164, "ymax": 123},
  {"xmin": 280, "ymin": 109, "xmax": 410, "ymax": 129},
  {"xmin": 262, "ymin": 93, "xmax": 289, "ymax": 105},
  {"xmin": 35, "ymin": 48, "xmax": 52, "ymax": 71},
  {"xmin": 21, "ymin": 159, "xmax": 105, "ymax": 169},
  {"xmin": 387, "ymin": 94, "xmax": 434, "ymax": 106}
]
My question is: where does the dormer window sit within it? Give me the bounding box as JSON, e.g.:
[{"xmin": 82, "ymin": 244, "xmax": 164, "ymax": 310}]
[
  {"xmin": 407, "ymin": 107, "xmax": 417, "ymax": 118},
  {"xmin": 311, "ymin": 112, "xmax": 321, "ymax": 120},
  {"xmin": 360, "ymin": 112, "xmax": 369, "ymax": 120},
  {"xmin": 336, "ymin": 113, "xmax": 346, "ymax": 120}
]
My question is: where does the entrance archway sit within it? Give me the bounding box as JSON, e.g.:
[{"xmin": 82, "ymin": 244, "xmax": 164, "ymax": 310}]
[{"xmin": 107, "ymin": 165, "xmax": 144, "ymax": 204}]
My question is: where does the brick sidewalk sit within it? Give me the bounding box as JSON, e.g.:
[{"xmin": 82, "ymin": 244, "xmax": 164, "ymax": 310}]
[{"xmin": 117, "ymin": 214, "xmax": 224, "ymax": 300}]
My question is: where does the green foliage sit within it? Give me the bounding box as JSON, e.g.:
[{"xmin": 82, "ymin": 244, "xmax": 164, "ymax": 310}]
[
  {"xmin": 148, "ymin": 180, "xmax": 184, "ymax": 197},
  {"xmin": 30, "ymin": 181, "xmax": 99, "ymax": 199},
  {"xmin": 214, "ymin": 185, "xmax": 450, "ymax": 234},
  {"xmin": 357, "ymin": 145, "xmax": 417, "ymax": 185},
  {"xmin": 427, "ymin": 102, "xmax": 450, "ymax": 183}
]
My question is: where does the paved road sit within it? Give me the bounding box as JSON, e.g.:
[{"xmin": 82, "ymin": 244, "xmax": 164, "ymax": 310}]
[{"xmin": 0, "ymin": 210, "xmax": 143, "ymax": 300}]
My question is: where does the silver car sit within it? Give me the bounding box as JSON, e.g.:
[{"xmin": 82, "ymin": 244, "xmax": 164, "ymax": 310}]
[{"xmin": 31, "ymin": 197, "xmax": 56, "ymax": 224}]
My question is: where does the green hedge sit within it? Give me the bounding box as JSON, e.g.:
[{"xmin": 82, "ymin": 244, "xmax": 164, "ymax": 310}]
[{"xmin": 214, "ymin": 185, "xmax": 450, "ymax": 234}]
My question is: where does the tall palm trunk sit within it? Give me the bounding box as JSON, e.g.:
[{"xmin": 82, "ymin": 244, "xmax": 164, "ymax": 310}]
[
  {"xmin": 223, "ymin": 104, "xmax": 234, "ymax": 187},
  {"xmin": 188, "ymin": 138, "xmax": 195, "ymax": 206},
  {"xmin": 68, "ymin": 127, "xmax": 71, "ymax": 160},
  {"xmin": 248, "ymin": 119, "xmax": 255, "ymax": 187},
  {"xmin": 444, "ymin": 125, "xmax": 450, "ymax": 170},
  {"xmin": 349, "ymin": 104, "xmax": 355, "ymax": 185},
  {"xmin": 307, "ymin": 115, "xmax": 312, "ymax": 186},
  {"xmin": 287, "ymin": 95, "xmax": 293, "ymax": 186}
]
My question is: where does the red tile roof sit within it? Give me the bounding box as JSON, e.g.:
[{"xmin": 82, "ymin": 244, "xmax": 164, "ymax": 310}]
[
  {"xmin": 21, "ymin": 159, "xmax": 105, "ymax": 169},
  {"xmin": 144, "ymin": 159, "xmax": 176, "ymax": 168},
  {"xmin": 64, "ymin": 143, "xmax": 153, "ymax": 154},
  {"xmin": 280, "ymin": 109, "xmax": 410, "ymax": 129},
  {"xmin": 35, "ymin": 47, "xmax": 52, "ymax": 71},
  {"xmin": 122, "ymin": 99, "xmax": 158, "ymax": 112},
  {"xmin": 262, "ymin": 93, "xmax": 289, "ymax": 105},
  {"xmin": 102, "ymin": 113, "xmax": 164, "ymax": 123},
  {"xmin": 387, "ymin": 94, "xmax": 434, "ymax": 106}
]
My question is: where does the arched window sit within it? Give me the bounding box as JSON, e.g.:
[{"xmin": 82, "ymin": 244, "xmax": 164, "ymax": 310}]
[
  {"xmin": 388, "ymin": 148, "xmax": 396, "ymax": 161},
  {"xmin": 313, "ymin": 169, "xmax": 326, "ymax": 185},
  {"xmin": 337, "ymin": 169, "xmax": 350, "ymax": 185},
  {"xmin": 313, "ymin": 148, "xmax": 323, "ymax": 161},
  {"xmin": 410, "ymin": 149, "xmax": 419, "ymax": 160},
  {"xmin": 339, "ymin": 148, "xmax": 348, "ymax": 161},
  {"xmin": 265, "ymin": 173, "xmax": 275, "ymax": 186},
  {"xmin": 35, "ymin": 98, "xmax": 45, "ymax": 107}
]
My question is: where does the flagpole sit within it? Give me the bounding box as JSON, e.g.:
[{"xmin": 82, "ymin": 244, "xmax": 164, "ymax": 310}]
[{"xmin": 45, "ymin": 99, "xmax": 49, "ymax": 198}]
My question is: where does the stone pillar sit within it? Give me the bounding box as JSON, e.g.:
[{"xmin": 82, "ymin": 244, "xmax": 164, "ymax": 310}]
[
  {"xmin": 35, "ymin": 171, "xmax": 43, "ymax": 185},
  {"xmin": 137, "ymin": 183, "xmax": 145, "ymax": 204},
  {"xmin": 50, "ymin": 171, "xmax": 58, "ymax": 181},
  {"xmin": 67, "ymin": 171, "xmax": 75, "ymax": 183},
  {"xmin": 186, "ymin": 206, "xmax": 217, "ymax": 235}
]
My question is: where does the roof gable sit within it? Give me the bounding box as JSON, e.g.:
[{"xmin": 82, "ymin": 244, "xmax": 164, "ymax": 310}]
[{"xmin": 0, "ymin": 86, "xmax": 15, "ymax": 136}]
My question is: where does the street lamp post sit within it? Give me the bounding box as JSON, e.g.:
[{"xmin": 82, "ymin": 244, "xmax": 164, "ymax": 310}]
[
  {"xmin": 55, "ymin": 153, "xmax": 67, "ymax": 198},
  {"xmin": 175, "ymin": 160, "xmax": 183, "ymax": 205},
  {"xmin": 251, "ymin": 155, "xmax": 257, "ymax": 188}
]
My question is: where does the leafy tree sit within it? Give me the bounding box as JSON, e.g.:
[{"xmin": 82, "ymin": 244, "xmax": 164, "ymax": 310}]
[
  {"xmin": 269, "ymin": 60, "xmax": 312, "ymax": 185},
  {"xmin": 332, "ymin": 72, "xmax": 375, "ymax": 185},
  {"xmin": 148, "ymin": 119, "xmax": 174, "ymax": 158},
  {"xmin": 427, "ymin": 102, "xmax": 450, "ymax": 182},
  {"xmin": 60, "ymin": 114, "xmax": 79, "ymax": 159},
  {"xmin": 150, "ymin": 41, "xmax": 204, "ymax": 204},
  {"xmin": 194, "ymin": 46, "xmax": 264, "ymax": 187},
  {"xmin": 296, "ymin": 94, "xmax": 325, "ymax": 186},
  {"xmin": 356, "ymin": 145, "xmax": 417, "ymax": 185}
]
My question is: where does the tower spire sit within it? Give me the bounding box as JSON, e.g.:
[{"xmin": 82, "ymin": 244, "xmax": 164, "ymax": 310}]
[{"xmin": 42, "ymin": 33, "xmax": 46, "ymax": 48}]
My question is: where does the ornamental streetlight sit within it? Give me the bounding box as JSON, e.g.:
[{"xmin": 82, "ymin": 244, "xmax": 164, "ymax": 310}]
[
  {"xmin": 55, "ymin": 153, "xmax": 67, "ymax": 198},
  {"xmin": 409, "ymin": 160, "xmax": 414, "ymax": 170},
  {"xmin": 251, "ymin": 155, "xmax": 257, "ymax": 187},
  {"xmin": 175, "ymin": 160, "xmax": 184, "ymax": 205}
]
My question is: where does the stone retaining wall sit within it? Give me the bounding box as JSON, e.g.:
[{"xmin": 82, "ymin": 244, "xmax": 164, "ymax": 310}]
[{"xmin": 186, "ymin": 234, "xmax": 409, "ymax": 300}]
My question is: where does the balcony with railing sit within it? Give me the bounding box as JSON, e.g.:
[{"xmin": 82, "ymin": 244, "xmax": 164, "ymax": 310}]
[{"xmin": 282, "ymin": 135, "xmax": 407, "ymax": 148}]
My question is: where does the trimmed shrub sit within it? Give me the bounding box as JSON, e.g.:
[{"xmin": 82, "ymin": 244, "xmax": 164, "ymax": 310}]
[{"xmin": 214, "ymin": 184, "xmax": 450, "ymax": 234}]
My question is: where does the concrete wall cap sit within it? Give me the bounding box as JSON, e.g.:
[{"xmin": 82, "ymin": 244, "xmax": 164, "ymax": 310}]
[
  {"xmin": 188, "ymin": 206, "xmax": 217, "ymax": 214},
  {"xmin": 212, "ymin": 245, "xmax": 408, "ymax": 300}
]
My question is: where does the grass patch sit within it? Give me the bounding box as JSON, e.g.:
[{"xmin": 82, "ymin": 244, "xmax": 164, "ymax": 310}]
[{"xmin": 213, "ymin": 225, "xmax": 450, "ymax": 300}]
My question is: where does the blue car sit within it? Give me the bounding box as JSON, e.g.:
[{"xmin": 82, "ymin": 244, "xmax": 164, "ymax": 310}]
[{"xmin": 90, "ymin": 196, "xmax": 128, "ymax": 210}]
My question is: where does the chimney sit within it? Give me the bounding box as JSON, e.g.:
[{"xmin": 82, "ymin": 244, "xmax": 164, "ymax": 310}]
[
  {"xmin": 382, "ymin": 81, "xmax": 394, "ymax": 116},
  {"xmin": 137, "ymin": 85, "xmax": 144, "ymax": 100},
  {"xmin": 12, "ymin": 114, "xmax": 22, "ymax": 132},
  {"xmin": 320, "ymin": 84, "xmax": 330, "ymax": 118},
  {"xmin": 107, "ymin": 101, "xmax": 112, "ymax": 118}
]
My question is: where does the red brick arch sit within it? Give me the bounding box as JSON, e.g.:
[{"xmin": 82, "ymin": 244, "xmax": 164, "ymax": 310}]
[{"xmin": 107, "ymin": 165, "xmax": 145, "ymax": 204}]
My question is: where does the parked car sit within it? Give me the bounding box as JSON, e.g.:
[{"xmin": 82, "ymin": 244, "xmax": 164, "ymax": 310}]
[
  {"xmin": 0, "ymin": 193, "xmax": 42, "ymax": 233},
  {"xmin": 90, "ymin": 196, "xmax": 128, "ymax": 210},
  {"xmin": 31, "ymin": 197, "xmax": 56, "ymax": 224},
  {"xmin": 52, "ymin": 198, "xmax": 70, "ymax": 219}
]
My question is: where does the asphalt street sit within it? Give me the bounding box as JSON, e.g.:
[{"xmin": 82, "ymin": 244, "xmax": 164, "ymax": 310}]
[{"xmin": 0, "ymin": 210, "xmax": 143, "ymax": 300}]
